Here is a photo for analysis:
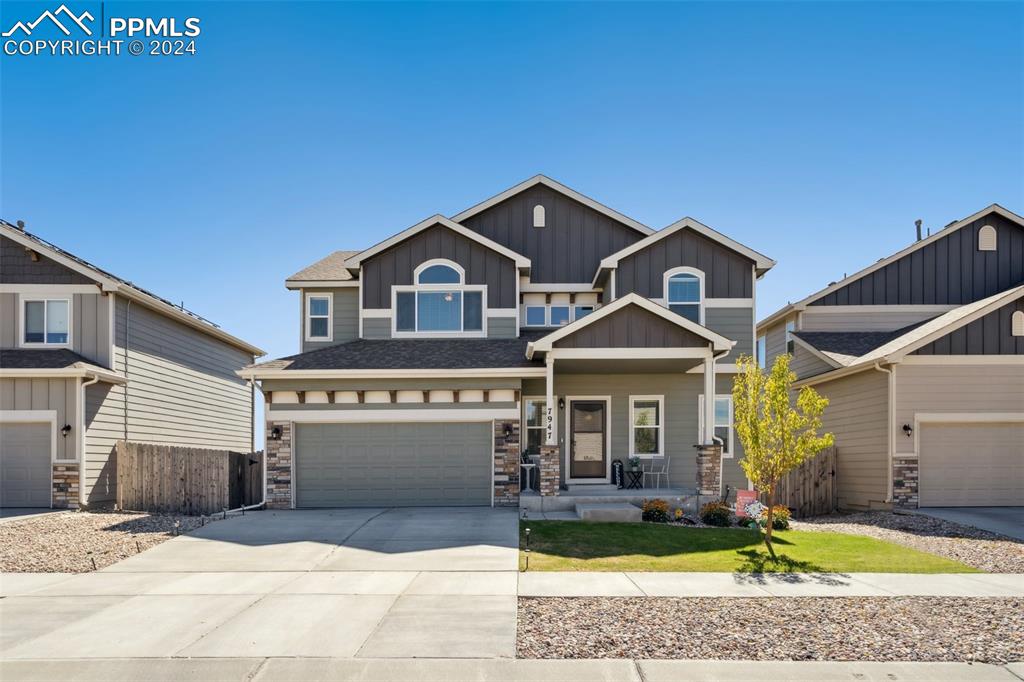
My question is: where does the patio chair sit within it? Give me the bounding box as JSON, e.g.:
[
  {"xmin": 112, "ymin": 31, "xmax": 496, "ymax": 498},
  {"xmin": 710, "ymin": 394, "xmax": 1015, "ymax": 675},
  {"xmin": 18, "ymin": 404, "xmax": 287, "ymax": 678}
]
[
  {"xmin": 642, "ymin": 457, "xmax": 670, "ymax": 489},
  {"xmin": 520, "ymin": 451, "xmax": 538, "ymax": 493}
]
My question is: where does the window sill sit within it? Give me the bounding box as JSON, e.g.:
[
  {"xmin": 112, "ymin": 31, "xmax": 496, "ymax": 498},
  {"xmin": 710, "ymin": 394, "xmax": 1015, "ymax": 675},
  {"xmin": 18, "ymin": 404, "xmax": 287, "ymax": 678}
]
[{"xmin": 392, "ymin": 331, "xmax": 487, "ymax": 339}]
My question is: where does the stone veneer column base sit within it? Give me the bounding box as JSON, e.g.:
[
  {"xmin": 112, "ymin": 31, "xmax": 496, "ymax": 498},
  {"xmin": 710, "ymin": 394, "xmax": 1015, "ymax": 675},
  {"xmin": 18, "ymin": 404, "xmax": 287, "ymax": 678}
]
[
  {"xmin": 892, "ymin": 456, "xmax": 919, "ymax": 509},
  {"xmin": 52, "ymin": 463, "xmax": 80, "ymax": 509},
  {"xmin": 695, "ymin": 444, "xmax": 723, "ymax": 499},
  {"xmin": 493, "ymin": 419, "xmax": 520, "ymax": 506},
  {"xmin": 539, "ymin": 445, "xmax": 560, "ymax": 496},
  {"xmin": 265, "ymin": 421, "xmax": 293, "ymax": 509}
]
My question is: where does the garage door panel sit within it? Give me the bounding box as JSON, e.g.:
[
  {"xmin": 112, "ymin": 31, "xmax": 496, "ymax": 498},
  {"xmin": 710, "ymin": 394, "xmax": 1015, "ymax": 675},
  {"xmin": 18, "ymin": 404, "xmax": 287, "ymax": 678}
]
[
  {"xmin": 295, "ymin": 422, "xmax": 491, "ymax": 507},
  {"xmin": 1, "ymin": 423, "xmax": 52, "ymax": 508},
  {"xmin": 920, "ymin": 422, "xmax": 1024, "ymax": 507}
]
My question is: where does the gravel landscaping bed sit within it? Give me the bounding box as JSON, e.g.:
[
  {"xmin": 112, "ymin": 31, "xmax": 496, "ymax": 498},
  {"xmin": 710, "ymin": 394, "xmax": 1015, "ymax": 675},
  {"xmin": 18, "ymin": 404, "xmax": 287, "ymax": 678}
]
[
  {"xmin": 518, "ymin": 596, "xmax": 1024, "ymax": 663},
  {"xmin": 791, "ymin": 512, "xmax": 1024, "ymax": 573},
  {"xmin": 0, "ymin": 510, "xmax": 209, "ymax": 573}
]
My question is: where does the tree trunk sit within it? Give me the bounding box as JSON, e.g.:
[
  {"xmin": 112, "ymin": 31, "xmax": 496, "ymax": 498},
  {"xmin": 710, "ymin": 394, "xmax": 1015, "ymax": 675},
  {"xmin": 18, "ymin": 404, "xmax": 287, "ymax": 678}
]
[{"xmin": 764, "ymin": 488, "xmax": 776, "ymax": 559}]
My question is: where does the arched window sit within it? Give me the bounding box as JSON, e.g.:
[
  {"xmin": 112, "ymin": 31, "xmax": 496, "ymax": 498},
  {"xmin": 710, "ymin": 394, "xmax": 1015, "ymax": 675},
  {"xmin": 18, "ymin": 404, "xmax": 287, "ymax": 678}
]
[
  {"xmin": 664, "ymin": 267, "xmax": 704, "ymax": 323},
  {"xmin": 416, "ymin": 261, "xmax": 463, "ymax": 284},
  {"xmin": 533, "ymin": 204, "xmax": 546, "ymax": 228},
  {"xmin": 397, "ymin": 260, "xmax": 483, "ymax": 335},
  {"xmin": 1012, "ymin": 310, "xmax": 1024, "ymax": 337},
  {"xmin": 978, "ymin": 225, "xmax": 997, "ymax": 251}
]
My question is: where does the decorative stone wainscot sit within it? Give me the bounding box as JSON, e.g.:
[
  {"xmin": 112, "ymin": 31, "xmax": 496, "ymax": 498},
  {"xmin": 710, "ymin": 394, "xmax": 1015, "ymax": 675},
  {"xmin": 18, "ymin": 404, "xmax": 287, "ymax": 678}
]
[
  {"xmin": 493, "ymin": 419, "xmax": 520, "ymax": 506},
  {"xmin": 538, "ymin": 445, "xmax": 560, "ymax": 496},
  {"xmin": 695, "ymin": 443, "xmax": 723, "ymax": 498},
  {"xmin": 265, "ymin": 421, "xmax": 293, "ymax": 509},
  {"xmin": 52, "ymin": 463, "xmax": 79, "ymax": 509},
  {"xmin": 892, "ymin": 456, "xmax": 919, "ymax": 509}
]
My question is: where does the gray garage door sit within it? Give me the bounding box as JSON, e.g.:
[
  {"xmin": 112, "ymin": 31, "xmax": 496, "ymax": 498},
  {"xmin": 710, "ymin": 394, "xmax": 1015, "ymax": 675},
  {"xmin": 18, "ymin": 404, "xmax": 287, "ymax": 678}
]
[
  {"xmin": 0, "ymin": 423, "xmax": 52, "ymax": 508},
  {"xmin": 920, "ymin": 422, "xmax": 1024, "ymax": 506},
  {"xmin": 294, "ymin": 422, "xmax": 492, "ymax": 507}
]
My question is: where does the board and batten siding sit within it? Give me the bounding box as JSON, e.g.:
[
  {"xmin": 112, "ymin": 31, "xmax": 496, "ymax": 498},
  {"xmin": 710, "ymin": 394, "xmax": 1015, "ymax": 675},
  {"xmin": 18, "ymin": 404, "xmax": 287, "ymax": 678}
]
[
  {"xmin": 615, "ymin": 229, "xmax": 754, "ymax": 300},
  {"xmin": 458, "ymin": 183, "xmax": 644, "ymax": 284},
  {"xmin": 0, "ymin": 291, "xmax": 112, "ymax": 368},
  {"xmin": 705, "ymin": 307, "xmax": 753, "ymax": 363},
  {"xmin": 813, "ymin": 370, "xmax": 889, "ymax": 511},
  {"xmin": 521, "ymin": 373, "xmax": 746, "ymax": 492},
  {"xmin": 913, "ymin": 298, "xmax": 1024, "ymax": 355},
  {"xmin": 811, "ymin": 212, "xmax": 1024, "ymax": 307},
  {"xmin": 301, "ymin": 287, "xmax": 358, "ymax": 352},
  {"xmin": 553, "ymin": 305, "xmax": 709, "ymax": 349},
  {"xmin": 361, "ymin": 223, "xmax": 517, "ymax": 309},
  {"xmin": 0, "ymin": 377, "xmax": 78, "ymax": 461},
  {"xmin": 892, "ymin": 364, "xmax": 1024, "ymax": 451}
]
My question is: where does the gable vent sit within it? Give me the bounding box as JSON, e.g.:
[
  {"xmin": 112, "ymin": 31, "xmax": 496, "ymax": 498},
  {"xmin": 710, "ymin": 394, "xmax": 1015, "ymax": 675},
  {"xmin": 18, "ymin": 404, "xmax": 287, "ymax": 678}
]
[
  {"xmin": 1012, "ymin": 310, "xmax": 1024, "ymax": 337},
  {"xmin": 533, "ymin": 204, "xmax": 546, "ymax": 228},
  {"xmin": 978, "ymin": 225, "xmax": 997, "ymax": 251}
]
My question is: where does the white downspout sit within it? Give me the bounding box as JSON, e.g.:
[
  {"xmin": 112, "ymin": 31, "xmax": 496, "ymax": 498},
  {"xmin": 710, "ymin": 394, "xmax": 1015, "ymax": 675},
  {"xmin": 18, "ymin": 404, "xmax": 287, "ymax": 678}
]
[{"xmin": 873, "ymin": 362, "xmax": 894, "ymax": 505}]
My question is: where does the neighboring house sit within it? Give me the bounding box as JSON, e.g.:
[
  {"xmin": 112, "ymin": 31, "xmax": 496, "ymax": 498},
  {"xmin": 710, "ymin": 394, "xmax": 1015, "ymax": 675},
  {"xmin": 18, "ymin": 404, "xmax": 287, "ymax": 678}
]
[
  {"xmin": 757, "ymin": 204, "xmax": 1024, "ymax": 511},
  {"xmin": 241, "ymin": 175, "xmax": 775, "ymax": 508},
  {"xmin": 0, "ymin": 220, "xmax": 264, "ymax": 509}
]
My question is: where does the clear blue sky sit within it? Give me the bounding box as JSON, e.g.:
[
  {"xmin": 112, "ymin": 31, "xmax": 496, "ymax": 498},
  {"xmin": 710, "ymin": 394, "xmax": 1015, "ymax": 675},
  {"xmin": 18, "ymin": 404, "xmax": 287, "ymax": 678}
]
[{"xmin": 3, "ymin": 0, "xmax": 1023, "ymax": 368}]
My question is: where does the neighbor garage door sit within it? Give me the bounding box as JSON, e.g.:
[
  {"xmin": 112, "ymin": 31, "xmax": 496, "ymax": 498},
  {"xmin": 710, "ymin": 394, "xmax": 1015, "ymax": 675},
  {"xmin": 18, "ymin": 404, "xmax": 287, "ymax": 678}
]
[
  {"xmin": 294, "ymin": 422, "xmax": 492, "ymax": 507},
  {"xmin": 919, "ymin": 422, "xmax": 1024, "ymax": 506},
  {"xmin": 0, "ymin": 422, "xmax": 52, "ymax": 508}
]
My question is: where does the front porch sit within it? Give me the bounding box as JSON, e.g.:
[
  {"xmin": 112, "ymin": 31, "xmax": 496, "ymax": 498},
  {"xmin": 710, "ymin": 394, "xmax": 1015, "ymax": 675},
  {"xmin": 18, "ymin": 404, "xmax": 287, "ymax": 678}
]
[{"xmin": 519, "ymin": 483, "xmax": 699, "ymax": 521}]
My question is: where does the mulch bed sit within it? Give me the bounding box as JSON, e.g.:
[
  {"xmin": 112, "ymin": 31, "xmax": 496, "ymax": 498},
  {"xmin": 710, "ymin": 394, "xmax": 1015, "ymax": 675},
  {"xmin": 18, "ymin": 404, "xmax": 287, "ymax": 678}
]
[
  {"xmin": 517, "ymin": 596, "xmax": 1024, "ymax": 663},
  {"xmin": 0, "ymin": 510, "xmax": 211, "ymax": 573}
]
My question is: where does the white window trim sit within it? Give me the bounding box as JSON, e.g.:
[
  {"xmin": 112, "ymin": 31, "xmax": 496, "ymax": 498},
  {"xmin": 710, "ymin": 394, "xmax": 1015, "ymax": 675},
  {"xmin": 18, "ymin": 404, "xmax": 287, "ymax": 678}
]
[
  {"xmin": 521, "ymin": 303, "xmax": 599, "ymax": 328},
  {"xmin": 978, "ymin": 225, "xmax": 997, "ymax": 251},
  {"xmin": 629, "ymin": 394, "xmax": 664, "ymax": 458},
  {"xmin": 18, "ymin": 295, "xmax": 73, "ymax": 349},
  {"xmin": 391, "ymin": 284, "xmax": 487, "ymax": 338},
  {"xmin": 414, "ymin": 258, "xmax": 466, "ymax": 284},
  {"xmin": 305, "ymin": 293, "xmax": 333, "ymax": 342},
  {"xmin": 698, "ymin": 394, "xmax": 734, "ymax": 458},
  {"xmin": 523, "ymin": 396, "xmax": 548, "ymax": 454},
  {"xmin": 663, "ymin": 266, "xmax": 705, "ymax": 324},
  {"xmin": 785, "ymin": 320, "xmax": 796, "ymax": 354}
]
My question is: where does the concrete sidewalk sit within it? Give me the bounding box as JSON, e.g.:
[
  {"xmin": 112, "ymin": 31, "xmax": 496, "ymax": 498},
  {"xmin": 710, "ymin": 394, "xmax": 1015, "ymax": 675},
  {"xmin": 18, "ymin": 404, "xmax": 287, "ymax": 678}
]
[
  {"xmin": 517, "ymin": 571, "xmax": 1024, "ymax": 597},
  {"xmin": 1, "ymin": 658, "xmax": 1021, "ymax": 681}
]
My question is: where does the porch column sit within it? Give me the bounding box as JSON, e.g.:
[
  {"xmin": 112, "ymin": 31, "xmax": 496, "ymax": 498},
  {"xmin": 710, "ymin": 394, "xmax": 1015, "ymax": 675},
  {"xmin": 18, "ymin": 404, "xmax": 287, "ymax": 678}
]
[
  {"xmin": 544, "ymin": 355, "xmax": 555, "ymax": 445},
  {"xmin": 703, "ymin": 351, "xmax": 716, "ymax": 444},
  {"xmin": 540, "ymin": 354, "xmax": 559, "ymax": 496}
]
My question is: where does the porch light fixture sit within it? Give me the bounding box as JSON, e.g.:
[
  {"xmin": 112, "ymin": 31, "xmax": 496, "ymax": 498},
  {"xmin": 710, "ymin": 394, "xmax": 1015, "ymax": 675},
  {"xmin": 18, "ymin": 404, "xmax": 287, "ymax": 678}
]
[
  {"xmin": 60, "ymin": 424, "xmax": 72, "ymax": 438},
  {"xmin": 503, "ymin": 423, "xmax": 514, "ymax": 437},
  {"xmin": 270, "ymin": 426, "xmax": 283, "ymax": 441},
  {"xmin": 902, "ymin": 424, "xmax": 913, "ymax": 437},
  {"xmin": 558, "ymin": 398, "xmax": 565, "ymax": 410}
]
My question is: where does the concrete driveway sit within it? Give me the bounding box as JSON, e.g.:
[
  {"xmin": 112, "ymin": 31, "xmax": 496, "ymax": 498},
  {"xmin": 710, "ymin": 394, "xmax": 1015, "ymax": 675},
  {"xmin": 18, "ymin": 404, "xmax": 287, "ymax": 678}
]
[
  {"xmin": 0, "ymin": 507, "xmax": 519, "ymax": 660},
  {"xmin": 917, "ymin": 507, "xmax": 1024, "ymax": 541}
]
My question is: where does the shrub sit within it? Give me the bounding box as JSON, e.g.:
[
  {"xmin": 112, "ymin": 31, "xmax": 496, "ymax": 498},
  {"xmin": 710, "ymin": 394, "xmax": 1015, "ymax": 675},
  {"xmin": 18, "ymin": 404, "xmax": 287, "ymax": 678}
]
[
  {"xmin": 641, "ymin": 498, "xmax": 670, "ymax": 523},
  {"xmin": 761, "ymin": 504, "xmax": 791, "ymax": 530},
  {"xmin": 700, "ymin": 501, "xmax": 732, "ymax": 527},
  {"xmin": 673, "ymin": 507, "xmax": 684, "ymax": 522}
]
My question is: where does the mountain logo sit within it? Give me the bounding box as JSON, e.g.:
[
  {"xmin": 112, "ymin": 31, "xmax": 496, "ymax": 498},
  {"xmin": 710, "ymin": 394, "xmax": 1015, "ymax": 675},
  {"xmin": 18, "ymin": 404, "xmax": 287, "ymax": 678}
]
[{"xmin": 3, "ymin": 4, "xmax": 95, "ymax": 37}]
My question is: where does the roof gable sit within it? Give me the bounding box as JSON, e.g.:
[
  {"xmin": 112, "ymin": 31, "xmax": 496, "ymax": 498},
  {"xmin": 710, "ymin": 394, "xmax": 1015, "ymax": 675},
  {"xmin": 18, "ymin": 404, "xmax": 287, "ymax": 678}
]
[{"xmin": 286, "ymin": 250, "xmax": 360, "ymax": 288}]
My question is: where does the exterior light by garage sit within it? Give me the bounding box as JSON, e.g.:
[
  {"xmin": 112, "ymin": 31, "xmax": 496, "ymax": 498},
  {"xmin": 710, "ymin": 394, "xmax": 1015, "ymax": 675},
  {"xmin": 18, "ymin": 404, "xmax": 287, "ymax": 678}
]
[
  {"xmin": 270, "ymin": 426, "xmax": 283, "ymax": 441},
  {"xmin": 60, "ymin": 423, "xmax": 72, "ymax": 438},
  {"xmin": 902, "ymin": 424, "xmax": 913, "ymax": 437}
]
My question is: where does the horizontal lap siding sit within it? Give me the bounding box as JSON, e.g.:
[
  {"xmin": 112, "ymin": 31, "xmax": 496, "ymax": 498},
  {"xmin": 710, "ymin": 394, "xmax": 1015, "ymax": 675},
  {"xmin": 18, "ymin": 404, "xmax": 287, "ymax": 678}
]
[
  {"xmin": 812, "ymin": 213, "xmax": 1024, "ymax": 306},
  {"xmin": 0, "ymin": 377, "xmax": 77, "ymax": 460},
  {"xmin": 486, "ymin": 317, "xmax": 517, "ymax": 338},
  {"xmin": 705, "ymin": 308, "xmax": 753, "ymax": 362},
  {"xmin": 84, "ymin": 380, "xmax": 124, "ymax": 504},
  {"xmin": 362, "ymin": 224, "xmax": 516, "ymax": 309},
  {"xmin": 616, "ymin": 229, "xmax": 754, "ymax": 299},
  {"xmin": 302, "ymin": 288, "xmax": 358, "ymax": 352},
  {"xmin": 814, "ymin": 371, "xmax": 889, "ymax": 510},
  {"xmin": 361, "ymin": 318, "xmax": 391, "ymax": 339},
  {"xmin": 913, "ymin": 298, "xmax": 1024, "ymax": 355},
  {"xmin": 791, "ymin": 344, "xmax": 834, "ymax": 380},
  {"xmin": 763, "ymin": 320, "xmax": 789, "ymax": 367},
  {"xmin": 801, "ymin": 309, "xmax": 950, "ymax": 332},
  {"xmin": 458, "ymin": 184, "xmax": 643, "ymax": 284}
]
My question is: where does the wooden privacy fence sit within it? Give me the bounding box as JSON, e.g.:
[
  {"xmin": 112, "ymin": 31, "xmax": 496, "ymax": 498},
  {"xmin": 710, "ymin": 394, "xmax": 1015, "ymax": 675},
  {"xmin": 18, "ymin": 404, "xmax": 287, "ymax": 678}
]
[
  {"xmin": 763, "ymin": 446, "xmax": 837, "ymax": 518},
  {"xmin": 116, "ymin": 441, "xmax": 264, "ymax": 515}
]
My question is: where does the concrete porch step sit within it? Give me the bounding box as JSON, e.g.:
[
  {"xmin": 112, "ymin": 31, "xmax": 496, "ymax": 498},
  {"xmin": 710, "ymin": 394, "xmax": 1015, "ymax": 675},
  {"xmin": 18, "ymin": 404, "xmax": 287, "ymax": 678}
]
[
  {"xmin": 565, "ymin": 484, "xmax": 619, "ymax": 494},
  {"xmin": 575, "ymin": 502, "xmax": 642, "ymax": 522}
]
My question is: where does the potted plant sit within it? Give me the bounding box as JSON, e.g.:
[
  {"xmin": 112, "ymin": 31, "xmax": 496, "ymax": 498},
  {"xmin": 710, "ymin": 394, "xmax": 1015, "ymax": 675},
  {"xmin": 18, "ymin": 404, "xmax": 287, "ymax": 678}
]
[{"xmin": 628, "ymin": 456, "xmax": 641, "ymax": 471}]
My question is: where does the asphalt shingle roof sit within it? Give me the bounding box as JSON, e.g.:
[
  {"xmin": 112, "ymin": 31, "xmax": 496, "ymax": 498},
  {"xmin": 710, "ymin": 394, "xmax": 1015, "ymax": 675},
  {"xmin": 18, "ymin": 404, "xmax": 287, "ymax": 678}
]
[
  {"xmin": 792, "ymin": 325, "xmax": 925, "ymax": 365},
  {"xmin": 250, "ymin": 332, "xmax": 548, "ymax": 371},
  {"xmin": 0, "ymin": 348, "xmax": 107, "ymax": 370},
  {"xmin": 286, "ymin": 250, "xmax": 360, "ymax": 282}
]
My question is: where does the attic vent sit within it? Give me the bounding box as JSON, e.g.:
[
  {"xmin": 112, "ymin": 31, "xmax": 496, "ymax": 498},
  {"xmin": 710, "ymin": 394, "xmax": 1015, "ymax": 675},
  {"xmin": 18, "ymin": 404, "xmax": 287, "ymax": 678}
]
[
  {"xmin": 533, "ymin": 204, "xmax": 545, "ymax": 228},
  {"xmin": 978, "ymin": 225, "xmax": 997, "ymax": 251},
  {"xmin": 1012, "ymin": 310, "xmax": 1024, "ymax": 337}
]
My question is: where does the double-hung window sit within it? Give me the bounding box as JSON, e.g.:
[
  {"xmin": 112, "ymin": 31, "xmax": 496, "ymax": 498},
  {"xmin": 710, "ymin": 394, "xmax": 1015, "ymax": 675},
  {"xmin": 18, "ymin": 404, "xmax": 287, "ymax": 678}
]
[
  {"xmin": 395, "ymin": 260, "xmax": 484, "ymax": 335},
  {"xmin": 23, "ymin": 298, "xmax": 70, "ymax": 345},
  {"xmin": 629, "ymin": 396, "xmax": 664, "ymax": 457},
  {"xmin": 785, "ymin": 320, "xmax": 796, "ymax": 354},
  {"xmin": 664, "ymin": 268, "xmax": 703, "ymax": 323},
  {"xmin": 524, "ymin": 398, "xmax": 547, "ymax": 454},
  {"xmin": 699, "ymin": 395, "xmax": 734, "ymax": 457},
  {"xmin": 306, "ymin": 294, "xmax": 332, "ymax": 341}
]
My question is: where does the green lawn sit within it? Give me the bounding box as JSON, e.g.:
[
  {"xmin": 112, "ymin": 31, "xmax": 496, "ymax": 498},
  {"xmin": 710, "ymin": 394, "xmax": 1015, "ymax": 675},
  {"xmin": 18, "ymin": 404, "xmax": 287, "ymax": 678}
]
[{"xmin": 519, "ymin": 521, "xmax": 977, "ymax": 573}]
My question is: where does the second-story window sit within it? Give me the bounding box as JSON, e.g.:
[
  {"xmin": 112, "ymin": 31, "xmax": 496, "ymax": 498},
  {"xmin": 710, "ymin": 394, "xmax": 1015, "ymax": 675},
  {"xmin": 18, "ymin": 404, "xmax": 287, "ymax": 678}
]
[
  {"xmin": 23, "ymin": 298, "xmax": 70, "ymax": 345},
  {"xmin": 785, "ymin": 320, "xmax": 796, "ymax": 354},
  {"xmin": 395, "ymin": 260, "xmax": 484, "ymax": 334},
  {"xmin": 665, "ymin": 268, "xmax": 703, "ymax": 323},
  {"xmin": 756, "ymin": 334, "xmax": 766, "ymax": 366},
  {"xmin": 306, "ymin": 294, "xmax": 332, "ymax": 341}
]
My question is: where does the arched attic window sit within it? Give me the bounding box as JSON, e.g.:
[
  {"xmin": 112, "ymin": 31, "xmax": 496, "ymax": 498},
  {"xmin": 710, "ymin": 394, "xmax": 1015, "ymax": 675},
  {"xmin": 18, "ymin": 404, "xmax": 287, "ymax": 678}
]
[
  {"xmin": 1012, "ymin": 310, "xmax": 1024, "ymax": 337},
  {"xmin": 416, "ymin": 260, "xmax": 463, "ymax": 284},
  {"xmin": 664, "ymin": 267, "xmax": 704, "ymax": 324},
  {"xmin": 978, "ymin": 225, "xmax": 997, "ymax": 251},
  {"xmin": 533, "ymin": 204, "xmax": 546, "ymax": 228}
]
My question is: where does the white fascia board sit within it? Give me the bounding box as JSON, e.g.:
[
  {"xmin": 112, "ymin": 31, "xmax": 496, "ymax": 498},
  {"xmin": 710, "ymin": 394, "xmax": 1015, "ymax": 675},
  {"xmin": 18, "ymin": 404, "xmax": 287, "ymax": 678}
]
[
  {"xmin": 237, "ymin": 367, "xmax": 547, "ymax": 380},
  {"xmin": 0, "ymin": 367, "xmax": 127, "ymax": 384},
  {"xmin": 598, "ymin": 217, "xmax": 776, "ymax": 273},
  {"xmin": 790, "ymin": 334, "xmax": 845, "ymax": 369},
  {"xmin": 761, "ymin": 204, "xmax": 1024, "ymax": 326},
  {"xmin": 526, "ymin": 292, "xmax": 735, "ymax": 357},
  {"xmin": 268, "ymin": 408, "xmax": 520, "ymax": 423},
  {"xmin": 345, "ymin": 215, "xmax": 531, "ymax": 269},
  {"xmin": 285, "ymin": 280, "xmax": 359, "ymax": 290},
  {"xmin": 547, "ymin": 347, "xmax": 712, "ymax": 360},
  {"xmin": 450, "ymin": 174, "xmax": 654, "ymax": 236},
  {"xmin": 519, "ymin": 282, "xmax": 603, "ymax": 293}
]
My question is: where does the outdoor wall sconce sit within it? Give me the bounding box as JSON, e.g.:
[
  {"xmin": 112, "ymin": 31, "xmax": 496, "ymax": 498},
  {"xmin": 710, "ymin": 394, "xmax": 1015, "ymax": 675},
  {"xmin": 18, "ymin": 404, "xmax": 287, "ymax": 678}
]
[
  {"xmin": 270, "ymin": 426, "xmax": 283, "ymax": 441},
  {"xmin": 558, "ymin": 398, "xmax": 565, "ymax": 410},
  {"xmin": 902, "ymin": 424, "xmax": 913, "ymax": 437},
  {"xmin": 60, "ymin": 424, "xmax": 72, "ymax": 438},
  {"xmin": 503, "ymin": 423, "xmax": 514, "ymax": 437}
]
